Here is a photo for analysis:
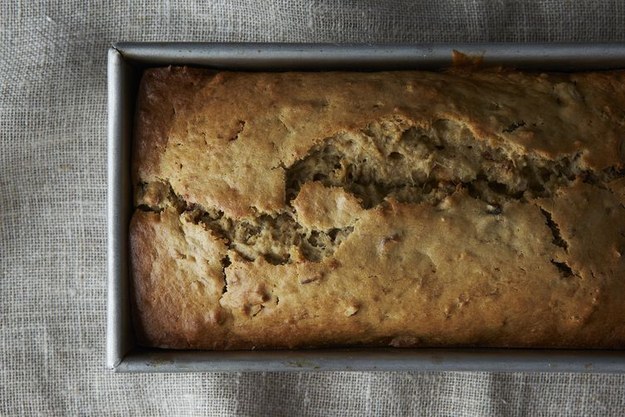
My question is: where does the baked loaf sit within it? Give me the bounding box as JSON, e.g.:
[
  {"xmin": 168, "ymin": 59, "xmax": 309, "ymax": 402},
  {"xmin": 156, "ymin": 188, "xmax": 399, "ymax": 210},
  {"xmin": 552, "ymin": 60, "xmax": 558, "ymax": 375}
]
[{"xmin": 131, "ymin": 66, "xmax": 625, "ymax": 349}]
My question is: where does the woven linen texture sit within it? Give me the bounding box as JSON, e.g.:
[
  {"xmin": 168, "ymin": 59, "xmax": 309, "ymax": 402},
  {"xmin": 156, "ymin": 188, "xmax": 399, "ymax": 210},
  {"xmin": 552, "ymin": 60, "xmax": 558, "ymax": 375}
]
[{"xmin": 1, "ymin": 1, "xmax": 625, "ymax": 415}]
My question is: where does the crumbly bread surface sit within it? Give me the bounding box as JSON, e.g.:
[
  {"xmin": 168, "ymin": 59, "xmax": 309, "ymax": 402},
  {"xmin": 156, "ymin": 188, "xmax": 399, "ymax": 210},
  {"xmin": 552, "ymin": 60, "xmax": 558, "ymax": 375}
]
[{"xmin": 131, "ymin": 67, "xmax": 625, "ymax": 349}]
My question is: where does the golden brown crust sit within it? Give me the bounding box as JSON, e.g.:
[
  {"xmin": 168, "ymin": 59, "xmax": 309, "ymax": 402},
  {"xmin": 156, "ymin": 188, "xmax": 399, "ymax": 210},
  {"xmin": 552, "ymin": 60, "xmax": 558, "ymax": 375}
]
[
  {"xmin": 130, "ymin": 208, "xmax": 232, "ymax": 348},
  {"xmin": 292, "ymin": 182, "xmax": 363, "ymax": 230},
  {"xmin": 130, "ymin": 67, "xmax": 625, "ymax": 349},
  {"xmin": 132, "ymin": 66, "xmax": 211, "ymax": 184}
]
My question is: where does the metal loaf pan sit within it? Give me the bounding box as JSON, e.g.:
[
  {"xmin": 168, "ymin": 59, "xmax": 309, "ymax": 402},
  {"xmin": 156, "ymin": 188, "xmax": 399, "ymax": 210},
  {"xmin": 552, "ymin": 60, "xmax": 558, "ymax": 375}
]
[{"xmin": 107, "ymin": 42, "xmax": 625, "ymax": 373}]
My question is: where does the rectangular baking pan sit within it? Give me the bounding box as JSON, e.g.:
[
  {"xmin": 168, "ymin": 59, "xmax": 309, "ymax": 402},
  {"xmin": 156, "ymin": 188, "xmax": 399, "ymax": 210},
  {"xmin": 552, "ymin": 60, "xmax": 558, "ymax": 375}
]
[{"xmin": 107, "ymin": 42, "xmax": 625, "ymax": 373}]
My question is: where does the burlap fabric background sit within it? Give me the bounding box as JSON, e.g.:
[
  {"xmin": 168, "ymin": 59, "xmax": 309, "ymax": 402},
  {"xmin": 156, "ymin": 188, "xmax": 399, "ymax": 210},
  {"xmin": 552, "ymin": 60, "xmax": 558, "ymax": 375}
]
[{"xmin": 2, "ymin": 1, "xmax": 625, "ymax": 415}]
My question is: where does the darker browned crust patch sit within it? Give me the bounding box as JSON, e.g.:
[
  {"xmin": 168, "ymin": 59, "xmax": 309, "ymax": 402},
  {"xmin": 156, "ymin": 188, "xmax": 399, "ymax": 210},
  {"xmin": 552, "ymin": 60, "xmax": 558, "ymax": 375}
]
[
  {"xmin": 128, "ymin": 211, "xmax": 159, "ymax": 346},
  {"xmin": 132, "ymin": 67, "xmax": 213, "ymax": 183}
]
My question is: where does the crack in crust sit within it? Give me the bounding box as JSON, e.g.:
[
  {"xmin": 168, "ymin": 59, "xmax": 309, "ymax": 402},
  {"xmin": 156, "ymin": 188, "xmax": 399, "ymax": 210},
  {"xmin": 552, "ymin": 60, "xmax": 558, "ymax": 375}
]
[
  {"xmin": 286, "ymin": 118, "xmax": 623, "ymax": 210},
  {"xmin": 136, "ymin": 117, "xmax": 625, "ymax": 266},
  {"xmin": 136, "ymin": 181, "xmax": 353, "ymax": 264},
  {"xmin": 539, "ymin": 208, "xmax": 569, "ymax": 251}
]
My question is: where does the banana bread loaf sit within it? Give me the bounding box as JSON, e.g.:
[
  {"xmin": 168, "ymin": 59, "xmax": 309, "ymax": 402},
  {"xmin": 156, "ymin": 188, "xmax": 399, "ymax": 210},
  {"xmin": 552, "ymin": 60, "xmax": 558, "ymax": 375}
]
[{"xmin": 131, "ymin": 66, "xmax": 625, "ymax": 349}]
